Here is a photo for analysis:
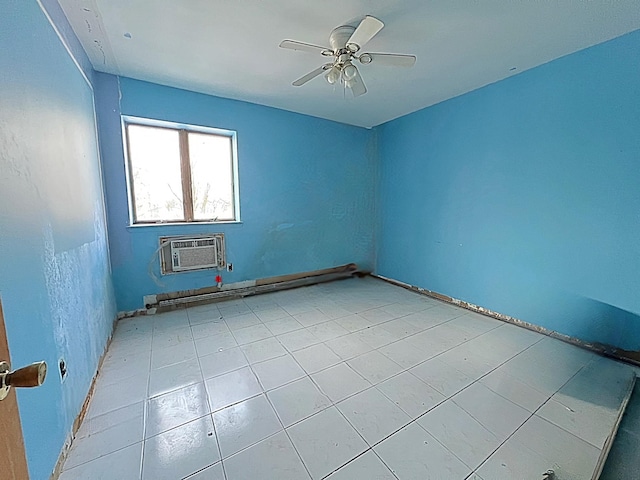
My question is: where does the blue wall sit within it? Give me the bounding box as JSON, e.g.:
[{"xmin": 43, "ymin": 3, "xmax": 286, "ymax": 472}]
[
  {"xmin": 95, "ymin": 76, "xmax": 376, "ymax": 312},
  {"xmin": 4, "ymin": 2, "xmax": 637, "ymax": 475},
  {"xmin": 0, "ymin": 1, "xmax": 116, "ymax": 478},
  {"xmin": 377, "ymin": 29, "xmax": 640, "ymax": 351}
]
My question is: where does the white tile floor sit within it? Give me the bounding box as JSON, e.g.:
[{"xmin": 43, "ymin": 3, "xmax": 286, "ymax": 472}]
[{"xmin": 60, "ymin": 277, "xmax": 637, "ymax": 480}]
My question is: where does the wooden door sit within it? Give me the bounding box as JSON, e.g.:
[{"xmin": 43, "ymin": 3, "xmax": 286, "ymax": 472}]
[{"xmin": 0, "ymin": 299, "xmax": 30, "ymax": 479}]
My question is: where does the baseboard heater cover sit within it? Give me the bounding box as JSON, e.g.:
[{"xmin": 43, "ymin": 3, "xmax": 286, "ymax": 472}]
[{"xmin": 144, "ymin": 263, "xmax": 359, "ymax": 311}]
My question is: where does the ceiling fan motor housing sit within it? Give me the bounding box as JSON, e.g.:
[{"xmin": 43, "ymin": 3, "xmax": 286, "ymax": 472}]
[{"xmin": 329, "ymin": 25, "xmax": 356, "ymax": 52}]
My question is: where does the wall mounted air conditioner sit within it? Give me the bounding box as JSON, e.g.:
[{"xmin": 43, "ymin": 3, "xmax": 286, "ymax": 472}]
[{"xmin": 159, "ymin": 234, "xmax": 225, "ymax": 274}]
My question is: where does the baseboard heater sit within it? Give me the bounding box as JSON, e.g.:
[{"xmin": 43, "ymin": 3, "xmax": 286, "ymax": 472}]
[{"xmin": 146, "ymin": 263, "xmax": 360, "ymax": 311}]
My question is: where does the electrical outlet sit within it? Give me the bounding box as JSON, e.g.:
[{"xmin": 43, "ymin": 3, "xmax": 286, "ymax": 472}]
[
  {"xmin": 59, "ymin": 358, "xmax": 67, "ymax": 382},
  {"xmin": 227, "ymin": 263, "xmax": 233, "ymax": 272}
]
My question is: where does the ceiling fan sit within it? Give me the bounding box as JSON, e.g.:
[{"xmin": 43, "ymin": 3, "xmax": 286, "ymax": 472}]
[{"xmin": 279, "ymin": 15, "xmax": 416, "ymax": 97}]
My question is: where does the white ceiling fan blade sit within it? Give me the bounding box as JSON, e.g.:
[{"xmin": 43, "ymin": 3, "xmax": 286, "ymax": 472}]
[
  {"xmin": 346, "ymin": 16, "xmax": 384, "ymax": 51},
  {"xmin": 292, "ymin": 65, "xmax": 330, "ymax": 86},
  {"xmin": 348, "ymin": 67, "xmax": 367, "ymax": 97},
  {"xmin": 362, "ymin": 53, "xmax": 416, "ymax": 67},
  {"xmin": 279, "ymin": 40, "xmax": 330, "ymax": 54}
]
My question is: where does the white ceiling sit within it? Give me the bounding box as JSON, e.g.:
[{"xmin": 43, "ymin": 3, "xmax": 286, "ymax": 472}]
[{"xmin": 58, "ymin": 0, "xmax": 640, "ymax": 128}]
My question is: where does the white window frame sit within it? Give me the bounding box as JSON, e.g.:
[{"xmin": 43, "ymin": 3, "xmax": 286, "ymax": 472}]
[{"xmin": 121, "ymin": 115, "xmax": 240, "ymax": 225}]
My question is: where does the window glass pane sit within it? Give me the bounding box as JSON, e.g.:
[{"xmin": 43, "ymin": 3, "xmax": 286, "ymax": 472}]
[
  {"xmin": 188, "ymin": 132, "xmax": 235, "ymax": 221},
  {"xmin": 127, "ymin": 125, "xmax": 184, "ymax": 222}
]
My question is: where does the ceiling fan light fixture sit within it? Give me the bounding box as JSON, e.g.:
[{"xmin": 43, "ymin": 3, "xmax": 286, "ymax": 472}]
[
  {"xmin": 325, "ymin": 66, "xmax": 340, "ymax": 85},
  {"xmin": 342, "ymin": 63, "xmax": 358, "ymax": 81}
]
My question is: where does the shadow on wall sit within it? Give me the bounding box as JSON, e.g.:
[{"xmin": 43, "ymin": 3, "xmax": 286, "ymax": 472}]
[
  {"xmin": 505, "ymin": 286, "xmax": 640, "ymax": 354},
  {"xmin": 571, "ymin": 298, "xmax": 640, "ymax": 359}
]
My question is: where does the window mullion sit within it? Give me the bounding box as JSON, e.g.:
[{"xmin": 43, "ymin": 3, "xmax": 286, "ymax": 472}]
[{"xmin": 179, "ymin": 129, "xmax": 194, "ymax": 221}]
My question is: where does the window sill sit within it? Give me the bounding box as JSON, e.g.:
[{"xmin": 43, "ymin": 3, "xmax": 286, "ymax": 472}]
[{"xmin": 126, "ymin": 220, "xmax": 242, "ymax": 229}]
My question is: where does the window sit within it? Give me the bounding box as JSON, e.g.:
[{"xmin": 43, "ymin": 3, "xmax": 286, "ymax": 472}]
[{"xmin": 123, "ymin": 117, "xmax": 239, "ymax": 224}]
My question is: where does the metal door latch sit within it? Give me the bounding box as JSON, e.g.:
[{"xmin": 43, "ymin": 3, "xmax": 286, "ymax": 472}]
[{"xmin": 0, "ymin": 360, "xmax": 47, "ymax": 401}]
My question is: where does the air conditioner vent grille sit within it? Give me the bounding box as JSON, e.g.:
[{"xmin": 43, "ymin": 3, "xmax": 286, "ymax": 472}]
[
  {"xmin": 172, "ymin": 239, "xmax": 217, "ymax": 249},
  {"xmin": 160, "ymin": 234, "xmax": 226, "ymax": 274}
]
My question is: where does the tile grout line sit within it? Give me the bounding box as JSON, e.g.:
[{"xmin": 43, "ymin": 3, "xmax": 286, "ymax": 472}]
[
  {"xmin": 225, "ymin": 300, "xmax": 496, "ymax": 477},
  {"xmin": 189, "ymin": 304, "xmax": 229, "ymax": 480},
  {"xmin": 75, "ymin": 279, "xmax": 590, "ymax": 479},
  {"xmin": 185, "ymin": 308, "xmax": 227, "ymax": 480},
  {"xmin": 138, "ymin": 314, "xmax": 161, "ymax": 480},
  {"xmin": 85, "ymin": 303, "xmax": 480, "ymax": 467},
  {"xmin": 174, "ymin": 301, "xmax": 532, "ymax": 453},
  {"xmin": 466, "ymin": 350, "xmax": 597, "ymax": 478},
  {"xmin": 184, "ymin": 289, "xmax": 462, "ymax": 367},
  {"xmin": 318, "ymin": 387, "xmax": 401, "ymax": 480},
  {"xmin": 191, "ymin": 291, "xmax": 418, "ymax": 477},
  {"xmin": 349, "ymin": 334, "xmax": 549, "ymax": 476},
  {"xmin": 237, "ymin": 335, "xmax": 315, "ymax": 480}
]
